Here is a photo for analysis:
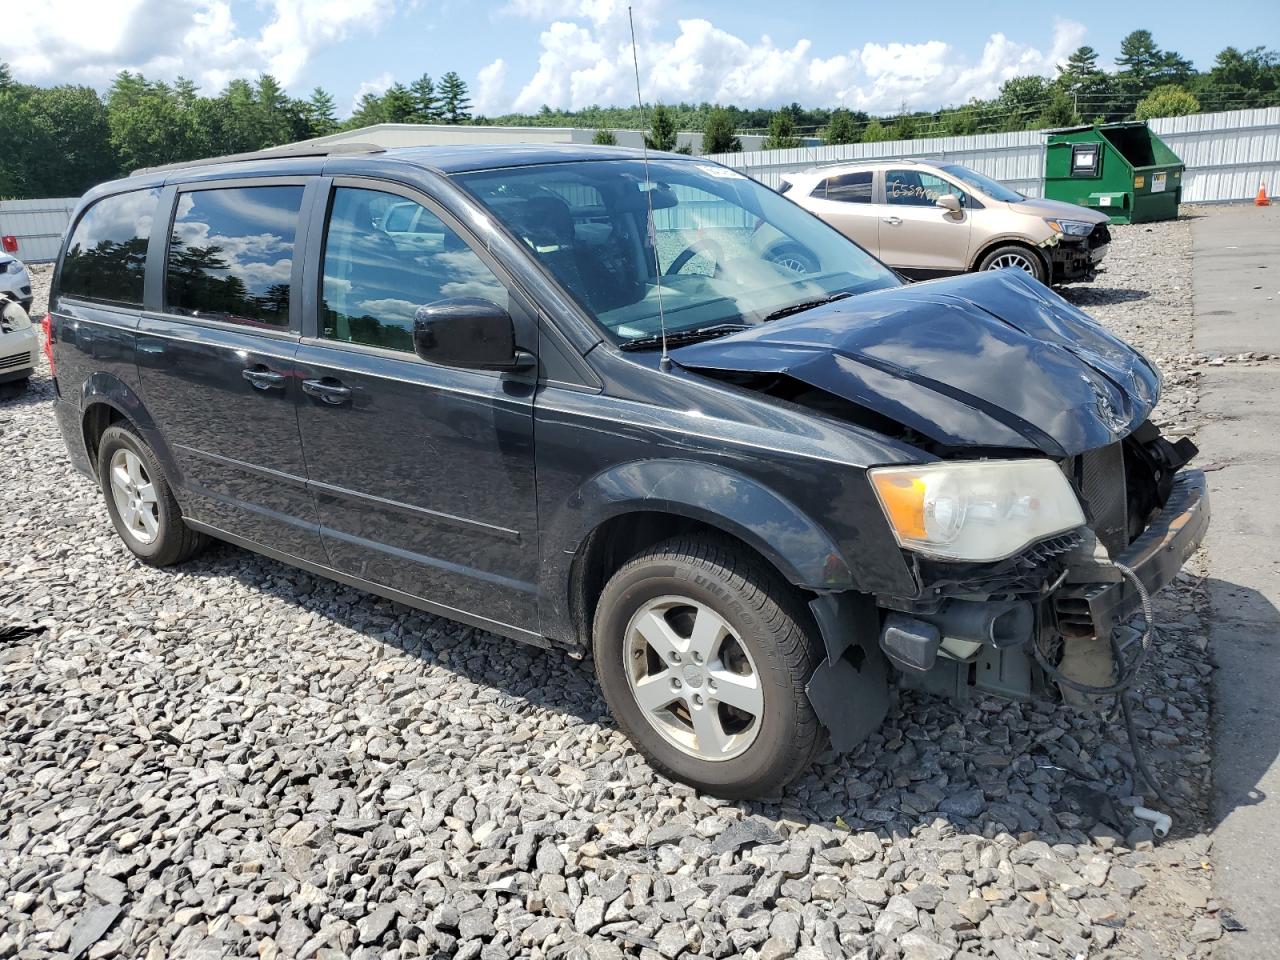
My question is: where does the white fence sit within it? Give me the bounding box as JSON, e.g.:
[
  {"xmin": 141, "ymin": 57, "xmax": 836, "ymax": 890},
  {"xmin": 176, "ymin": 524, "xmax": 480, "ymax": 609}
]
[
  {"xmin": 1152, "ymin": 108, "xmax": 1280, "ymax": 203},
  {"xmin": 0, "ymin": 196, "xmax": 77, "ymax": 263},
  {"xmin": 707, "ymin": 106, "xmax": 1280, "ymax": 206},
  {"xmin": 708, "ymin": 129, "xmax": 1049, "ymax": 196},
  {"xmin": 2, "ymin": 108, "xmax": 1277, "ymax": 262}
]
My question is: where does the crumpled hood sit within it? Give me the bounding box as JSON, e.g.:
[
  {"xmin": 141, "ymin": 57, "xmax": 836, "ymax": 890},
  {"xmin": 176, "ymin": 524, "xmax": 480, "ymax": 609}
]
[{"xmin": 673, "ymin": 270, "xmax": 1159, "ymax": 457}]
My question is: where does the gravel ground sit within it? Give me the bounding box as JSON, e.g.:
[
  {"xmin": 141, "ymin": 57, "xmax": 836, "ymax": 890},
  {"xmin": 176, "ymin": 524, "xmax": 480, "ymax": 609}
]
[{"xmin": 0, "ymin": 221, "xmax": 1228, "ymax": 960}]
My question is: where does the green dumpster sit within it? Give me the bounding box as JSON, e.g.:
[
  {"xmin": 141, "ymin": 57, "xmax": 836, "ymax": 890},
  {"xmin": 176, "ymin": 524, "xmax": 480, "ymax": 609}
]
[{"xmin": 1044, "ymin": 122, "xmax": 1184, "ymax": 225}]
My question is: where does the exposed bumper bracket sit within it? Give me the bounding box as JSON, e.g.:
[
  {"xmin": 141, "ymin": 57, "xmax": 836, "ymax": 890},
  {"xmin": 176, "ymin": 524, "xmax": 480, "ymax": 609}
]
[{"xmin": 1062, "ymin": 470, "xmax": 1210, "ymax": 638}]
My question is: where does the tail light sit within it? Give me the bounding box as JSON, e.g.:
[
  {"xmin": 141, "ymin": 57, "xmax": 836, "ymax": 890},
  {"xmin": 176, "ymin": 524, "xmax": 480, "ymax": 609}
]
[
  {"xmin": 41, "ymin": 312, "xmax": 55, "ymax": 377},
  {"xmin": 1, "ymin": 235, "xmax": 17, "ymax": 254}
]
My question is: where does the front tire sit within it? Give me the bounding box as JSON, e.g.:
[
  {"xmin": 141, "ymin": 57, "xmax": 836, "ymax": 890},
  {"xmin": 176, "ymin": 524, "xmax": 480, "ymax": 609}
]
[
  {"xmin": 593, "ymin": 535, "xmax": 826, "ymax": 797},
  {"xmin": 764, "ymin": 241, "xmax": 819, "ymax": 276},
  {"xmin": 978, "ymin": 244, "xmax": 1047, "ymax": 284},
  {"xmin": 97, "ymin": 423, "xmax": 207, "ymax": 566}
]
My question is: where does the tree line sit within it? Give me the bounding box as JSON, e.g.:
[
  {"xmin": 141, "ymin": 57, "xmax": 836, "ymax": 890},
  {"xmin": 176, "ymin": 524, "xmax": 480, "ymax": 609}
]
[
  {"xmin": 522, "ymin": 34, "xmax": 1280, "ymax": 152},
  {"xmin": 0, "ymin": 65, "xmax": 473, "ymax": 199},
  {"xmin": 1, "ymin": 31, "xmax": 1277, "ymax": 199}
]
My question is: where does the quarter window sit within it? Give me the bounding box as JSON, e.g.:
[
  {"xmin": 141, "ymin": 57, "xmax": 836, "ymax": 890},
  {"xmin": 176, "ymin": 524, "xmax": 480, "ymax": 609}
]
[
  {"xmin": 886, "ymin": 170, "xmax": 964, "ymax": 207},
  {"xmin": 817, "ymin": 172, "xmax": 872, "ymax": 204},
  {"xmin": 59, "ymin": 188, "xmax": 161, "ymax": 307},
  {"xmin": 321, "ymin": 187, "xmax": 507, "ymax": 353},
  {"xmin": 165, "ymin": 185, "xmax": 304, "ymax": 328}
]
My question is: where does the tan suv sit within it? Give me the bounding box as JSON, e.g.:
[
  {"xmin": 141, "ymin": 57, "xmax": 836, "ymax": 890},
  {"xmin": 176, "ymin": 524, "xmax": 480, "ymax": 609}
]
[{"xmin": 780, "ymin": 159, "xmax": 1110, "ymax": 285}]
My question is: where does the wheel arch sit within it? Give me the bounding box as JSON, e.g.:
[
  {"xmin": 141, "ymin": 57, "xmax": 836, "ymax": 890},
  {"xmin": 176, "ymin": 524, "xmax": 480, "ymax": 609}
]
[
  {"xmin": 79, "ymin": 373, "xmax": 185, "ymax": 493},
  {"xmin": 969, "ymin": 237, "xmax": 1050, "ymax": 277},
  {"xmin": 541, "ymin": 460, "xmax": 856, "ymax": 648}
]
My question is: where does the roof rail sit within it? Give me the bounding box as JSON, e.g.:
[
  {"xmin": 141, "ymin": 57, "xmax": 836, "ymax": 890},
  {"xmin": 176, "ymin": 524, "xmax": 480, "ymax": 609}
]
[{"xmin": 132, "ymin": 142, "xmax": 386, "ymax": 177}]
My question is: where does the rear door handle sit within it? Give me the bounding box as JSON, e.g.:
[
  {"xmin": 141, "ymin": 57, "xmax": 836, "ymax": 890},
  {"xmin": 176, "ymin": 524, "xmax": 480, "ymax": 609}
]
[
  {"xmin": 242, "ymin": 367, "xmax": 286, "ymax": 390},
  {"xmin": 881, "ymin": 216, "xmax": 902, "ymax": 225},
  {"xmin": 302, "ymin": 378, "xmax": 353, "ymax": 404}
]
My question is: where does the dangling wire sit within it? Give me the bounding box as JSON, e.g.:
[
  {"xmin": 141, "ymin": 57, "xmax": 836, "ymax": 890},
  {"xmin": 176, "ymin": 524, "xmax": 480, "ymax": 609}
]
[{"xmin": 628, "ymin": 5, "xmax": 671, "ymax": 372}]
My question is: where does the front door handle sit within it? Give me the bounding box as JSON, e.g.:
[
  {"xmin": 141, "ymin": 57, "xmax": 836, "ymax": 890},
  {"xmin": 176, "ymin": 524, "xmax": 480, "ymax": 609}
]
[
  {"xmin": 302, "ymin": 378, "xmax": 353, "ymax": 404},
  {"xmin": 242, "ymin": 367, "xmax": 286, "ymax": 390},
  {"xmin": 881, "ymin": 216, "xmax": 903, "ymax": 225}
]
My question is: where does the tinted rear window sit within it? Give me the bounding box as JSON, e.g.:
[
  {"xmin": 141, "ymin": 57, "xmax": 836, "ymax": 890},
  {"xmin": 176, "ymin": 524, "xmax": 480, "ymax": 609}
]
[
  {"xmin": 166, "ymin": 185, "xmax": 304, "ymax": 329},
  {"xmin": 819, "ymin": 172, "xmax": 873, "ymax": 203},
  {"xmin": 59, "ymin": 188, "xmax": 161, "ymax": 307}
]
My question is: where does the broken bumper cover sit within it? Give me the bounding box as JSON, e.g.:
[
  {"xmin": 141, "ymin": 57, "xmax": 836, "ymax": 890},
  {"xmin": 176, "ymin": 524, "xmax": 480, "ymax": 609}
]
[
  {"xmin": 1049, "ymin": 238, "xmax": 1105, "ymax": 282},
  {"xmin": 1063, "ymin": 469, "xmax": 1209, "ymax": 637}
]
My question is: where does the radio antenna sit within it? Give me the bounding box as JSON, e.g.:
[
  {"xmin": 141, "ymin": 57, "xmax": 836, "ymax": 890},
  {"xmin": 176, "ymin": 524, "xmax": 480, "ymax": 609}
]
[{"xmin": 628, "ymin": 5, "xmax": 671, "ymax": 372}]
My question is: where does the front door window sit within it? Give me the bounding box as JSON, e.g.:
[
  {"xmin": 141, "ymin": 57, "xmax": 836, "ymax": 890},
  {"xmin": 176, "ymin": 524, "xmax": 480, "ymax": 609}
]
[
  {"xmin": 321, "ymin": 187, "xmax": 508, "ymax": 352},
  {"xmin": 886, "ymin": 170, "xmax": 965, "ymax": 207}
]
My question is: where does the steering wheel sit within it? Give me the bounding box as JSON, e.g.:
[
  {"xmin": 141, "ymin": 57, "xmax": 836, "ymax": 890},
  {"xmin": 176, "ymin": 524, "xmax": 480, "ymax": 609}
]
[{"xmin": 665, "ymin": 238, "xmax": 724, "ymax": 278}]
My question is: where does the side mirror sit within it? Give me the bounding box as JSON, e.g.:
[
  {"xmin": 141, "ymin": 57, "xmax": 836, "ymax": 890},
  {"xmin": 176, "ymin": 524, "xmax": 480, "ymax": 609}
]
[
  {"xmin": 412, "ymin": 297, "xmax": 533, "ymax": 372},
  {"xmin": 936, "ymin": 194, "xmax": 963, "ymax": 213}
]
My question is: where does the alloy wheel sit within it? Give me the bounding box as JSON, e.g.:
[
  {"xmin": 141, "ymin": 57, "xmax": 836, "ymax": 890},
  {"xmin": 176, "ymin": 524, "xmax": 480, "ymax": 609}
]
[
  {"xmin": 769, "ymin": 254, "xmax": 810, "ymax": 275},
  {"xmin": 987, "ymin": 252, "xmax": 1038, "ymax": 274},
  {"xmin": 108, "ymin": 448, "xmax": 160, "ymax": 545},
  {"xmin": 624, "ymin": 596, "xmax": 764, "ymax": 761}
]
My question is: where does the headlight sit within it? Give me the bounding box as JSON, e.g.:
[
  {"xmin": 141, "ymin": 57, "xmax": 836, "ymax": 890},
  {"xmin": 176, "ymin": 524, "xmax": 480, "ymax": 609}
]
[
  {"xmin": 1045, "ymin": 218, "xmax": 1094, "ymax": 237},
  {"xmin": 1, "ymin": 260, "xmax": 19, "ymax": 274},
  {"xmin": 869, "ymin": 459, "xmax": 1084, "ymax": 562}
]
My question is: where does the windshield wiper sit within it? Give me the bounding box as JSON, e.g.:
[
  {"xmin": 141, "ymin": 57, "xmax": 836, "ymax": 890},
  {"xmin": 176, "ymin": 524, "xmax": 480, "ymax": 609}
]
[
  {"xmin": 618, "ymin": 323, "xmax": 749, "ymax": 352},
  {"xmin": 760, "ymin": 291, "xmax": 853, "ymax": 323}
]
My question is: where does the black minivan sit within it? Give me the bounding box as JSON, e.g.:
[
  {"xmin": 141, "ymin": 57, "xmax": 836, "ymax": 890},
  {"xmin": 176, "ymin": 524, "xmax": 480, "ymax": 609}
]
[{"xmin": 47, "ymin": 143, "xmax": 1208, "ymax": 796}]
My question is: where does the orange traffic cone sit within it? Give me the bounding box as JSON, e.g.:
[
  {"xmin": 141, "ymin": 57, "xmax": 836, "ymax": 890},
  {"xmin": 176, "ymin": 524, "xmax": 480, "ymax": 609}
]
[{"xmin": 1257, "ymin": 183, "xmax": 1271, "ymax": 206}]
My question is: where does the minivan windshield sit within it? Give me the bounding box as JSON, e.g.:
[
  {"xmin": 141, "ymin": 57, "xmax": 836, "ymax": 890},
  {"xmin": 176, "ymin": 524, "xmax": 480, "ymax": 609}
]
[
  {"xmin": 456, "ymin": 159, "xmax": 899, "ymax": 347},
  {"xmin": 938, "ymin": 164, "xmax": 1026, "ymax": 204}
]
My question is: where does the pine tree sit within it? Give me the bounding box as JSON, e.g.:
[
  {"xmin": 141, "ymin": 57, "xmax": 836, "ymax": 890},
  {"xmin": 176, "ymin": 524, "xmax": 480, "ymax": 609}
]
[
  {"xmin": 304, "ymin": 88, "xmax": 338, "ymax": 137},
  {"xmin": 701, "ymin": 107, "xmax": 740, "ymax": 154},
  {"xmin": 762, "ymin": 110, "xmax": 800, "ymax": 149},
  {"xmin": 439, "ymin": 72, "xmax": 471, "ymax": 124},
  {"xmin": 644, "ymin": 104, "xmax": 678, "ymax": 151},
  {"xmin": 1117, "ymin": 30, "xmax": 1163, "ymax": 96},
  {"xmin": 592, "ymin": 128, "xmax": 617, "ymax": 145},
  {"xmin": 823, "ymin": 109, "xmax": 858, "ymax": 145},
  {"xmin": 381, "ymin": 83, "xmax": 416, "ymax": 123},
  {"xmin": 348, "ymin": 92, "xmax": 387, "ymax": 129},
  {"xmin": 255, "ymin": 74, "xmax": 292, "ymax": 146},
  {"xmin": 173, "ymin": 77, "xmax": 199, "ymax": 109},
  {"xmin": 409, "ymin": 74, "xmax": 439, "ymax": 122}
]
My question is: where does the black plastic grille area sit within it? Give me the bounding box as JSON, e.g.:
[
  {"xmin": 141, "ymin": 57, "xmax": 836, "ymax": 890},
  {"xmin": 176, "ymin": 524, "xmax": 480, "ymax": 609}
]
[
  {"xmin": 1089, "ymin": 224, "xmax": 1112, "ymax": 249},
  {"xmin": 1076, "ymin": 442, "xmax": 1128, "ymax": 557}
]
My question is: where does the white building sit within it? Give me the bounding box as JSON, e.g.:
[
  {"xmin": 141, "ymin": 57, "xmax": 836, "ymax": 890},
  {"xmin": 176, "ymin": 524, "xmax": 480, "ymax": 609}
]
[{"xmin": 291, "ymin": 122, "xmax": 818, "ymax": 155}]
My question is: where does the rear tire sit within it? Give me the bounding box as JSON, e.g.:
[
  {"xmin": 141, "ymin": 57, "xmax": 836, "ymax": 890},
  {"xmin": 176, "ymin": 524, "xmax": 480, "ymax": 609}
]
[
  {"xmin": 977, "ymin": 244, "xmax": 1047, "ymax": 284},
  {"xmin": 593, "ymin": 534, "xmax": 826, "ymax": 797},
  {"xmin": 97, "ymin": 423, "xmax": 208, "ymax": 567}
]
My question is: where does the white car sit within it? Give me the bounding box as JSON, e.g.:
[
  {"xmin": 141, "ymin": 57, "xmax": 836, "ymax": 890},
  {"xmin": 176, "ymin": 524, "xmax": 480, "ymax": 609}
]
[
  {"xmin": 0, "ymin": 253, "xmax": 34, "ymax": 313},
  {"xmin": 1, "ymin": 296, "xmax": 38, "ymax": 387}
]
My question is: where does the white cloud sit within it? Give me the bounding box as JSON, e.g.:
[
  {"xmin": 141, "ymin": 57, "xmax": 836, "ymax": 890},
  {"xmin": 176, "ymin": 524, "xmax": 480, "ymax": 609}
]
[
  {"xmin": 351, "ymin": 72, "xmax": 395, "ymax": 115},
  {"xmin": 503, "ymin": 11, "xmax": 1086, "ymax": 115},
  {"xmin": 0, "ymin": 0, "xmax": 394, "ymax": 92},
  {"xmin": 473, "ymin": 59, "xmax": 509, "ymax": 116}
]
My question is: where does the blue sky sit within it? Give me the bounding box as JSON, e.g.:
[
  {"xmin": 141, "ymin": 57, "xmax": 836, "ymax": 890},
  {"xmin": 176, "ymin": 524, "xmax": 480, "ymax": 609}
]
[{"xmin": 2, "ymin": 0, "xmax": 1271, "ymax": 118}]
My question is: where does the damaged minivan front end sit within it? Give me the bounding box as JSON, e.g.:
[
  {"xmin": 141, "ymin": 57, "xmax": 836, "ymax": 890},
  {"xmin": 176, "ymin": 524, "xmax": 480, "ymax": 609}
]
[{"xmin": 674, "ymin": 268, "xmax": 1209, "ymax": 735}]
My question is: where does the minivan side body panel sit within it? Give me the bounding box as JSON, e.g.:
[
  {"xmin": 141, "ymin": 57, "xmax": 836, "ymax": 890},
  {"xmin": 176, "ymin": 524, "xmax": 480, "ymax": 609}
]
[{"xmin": 132, "ymin": 176, "xmax": 329, "ymax": 564}]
